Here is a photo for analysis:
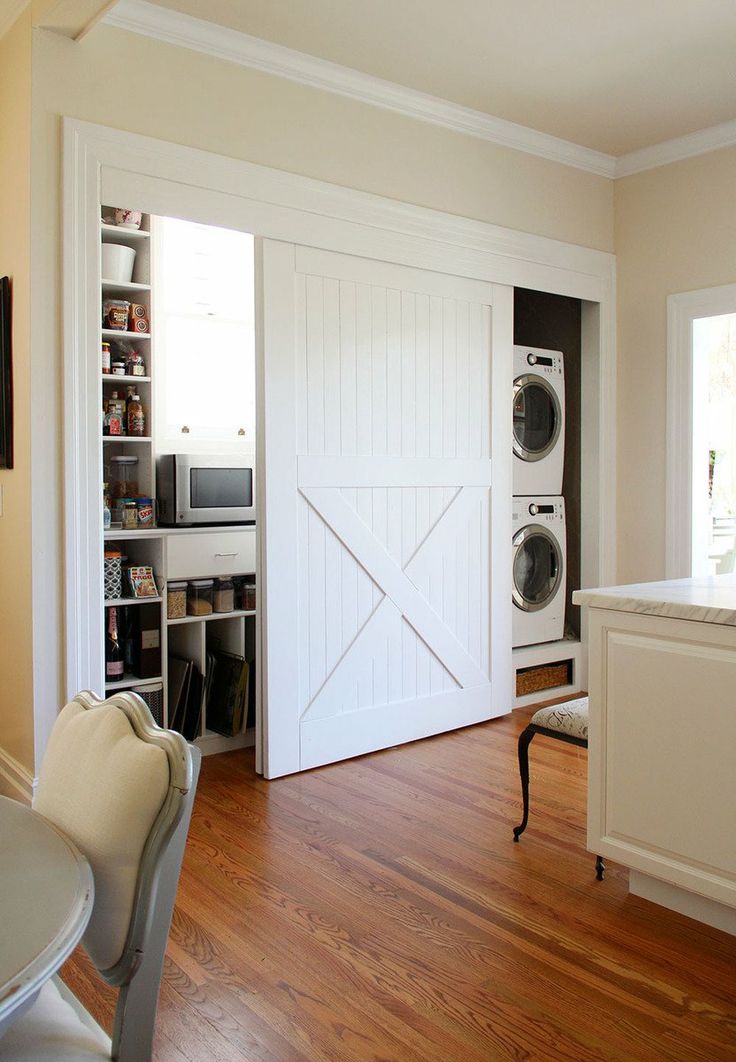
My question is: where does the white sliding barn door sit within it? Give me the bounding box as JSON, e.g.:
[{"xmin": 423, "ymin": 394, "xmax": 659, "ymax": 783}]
[{"xmin": 258, "ymin": 240, "xmax": 512, "ymax": 778}]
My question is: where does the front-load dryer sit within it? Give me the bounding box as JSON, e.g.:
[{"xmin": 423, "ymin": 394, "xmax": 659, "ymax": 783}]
[
  {"xmin": 513, "ymin": 345, "xmax": 565, "ymax": 496},
  {"xmin": 512, "ymin": 496, "xmax": 566, "ymax": 648}
]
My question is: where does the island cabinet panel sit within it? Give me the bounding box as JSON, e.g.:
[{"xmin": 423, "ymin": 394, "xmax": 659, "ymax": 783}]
[{"xmin": 587, "ymin": 607, "xmax": 736, "ymax": 913}]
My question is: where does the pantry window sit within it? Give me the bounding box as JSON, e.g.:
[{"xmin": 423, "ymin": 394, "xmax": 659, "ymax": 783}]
[{"xmin": 154, "ymin": 216, "xmax": 255, "ymax": 451}]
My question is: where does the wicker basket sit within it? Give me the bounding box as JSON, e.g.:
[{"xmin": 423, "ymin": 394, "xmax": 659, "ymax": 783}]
[{"xmin": 516, "ymin": 660, "xmax": 571, "ymax": 697}]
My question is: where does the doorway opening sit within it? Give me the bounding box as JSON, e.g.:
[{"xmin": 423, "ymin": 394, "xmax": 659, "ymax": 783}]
[{"xmin": 692, "ymin": 314, "xmax": 736, "ymax": 576}]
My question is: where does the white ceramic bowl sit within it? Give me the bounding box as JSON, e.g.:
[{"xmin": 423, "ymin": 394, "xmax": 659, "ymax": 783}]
[{"xmin": 101, "ymin": 244, "xmax": 136, "ymax": 284}]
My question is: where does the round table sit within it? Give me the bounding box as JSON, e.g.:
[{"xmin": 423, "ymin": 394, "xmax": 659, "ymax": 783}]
[{"xmin": 0, "ymin": 795, "xmax": 94, "ymax": 1035}]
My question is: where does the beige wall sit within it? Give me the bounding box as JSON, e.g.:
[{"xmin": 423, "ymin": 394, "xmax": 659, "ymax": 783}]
[
  {"xmin": 615, "ymin": 147, "xmax": 736, "ymax": 582},
  {"xmin": 20, "ymin": 23, "xmax": 615, "ymax": 765},
  {"xmin": 0, "ymin": 10, "xmax": 34, "ymax": 785},
  {"xmin": 34, "ymin": 27, "xmax": 615, "ymax": 250}
]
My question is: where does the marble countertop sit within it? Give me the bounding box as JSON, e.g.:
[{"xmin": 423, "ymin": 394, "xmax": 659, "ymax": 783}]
[{"xmin": 573, "ymin": 573, "xmax": 736, "ymax": 625}]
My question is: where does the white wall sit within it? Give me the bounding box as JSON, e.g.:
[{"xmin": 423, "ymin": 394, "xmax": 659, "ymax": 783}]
[{"xmin": 615, "ymin": 146, "xmax": 736, "ymax": 582}]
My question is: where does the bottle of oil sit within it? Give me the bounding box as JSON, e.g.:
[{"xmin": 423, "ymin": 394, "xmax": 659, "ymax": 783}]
[{"xmin": 127, "ymin": 393, "xmax": 145, "ymax": 437}]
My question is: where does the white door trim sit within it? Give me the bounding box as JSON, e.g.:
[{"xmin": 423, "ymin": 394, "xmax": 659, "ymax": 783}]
[
  {"xmin": 62, "ymin": 118, "xmax": 616, "ymax": 752},
  {"xmin": 666, "ymin": 284, "xmax": 736, "ymax": 578}
]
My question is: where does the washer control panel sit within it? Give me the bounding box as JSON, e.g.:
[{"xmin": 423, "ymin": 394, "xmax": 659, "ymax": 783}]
[{"xmin": 512, "ymin": 497, "xmax": 565, "ymax": 525}]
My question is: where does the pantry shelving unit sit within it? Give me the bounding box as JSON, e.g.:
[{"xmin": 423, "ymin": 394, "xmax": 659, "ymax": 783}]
[{"xmin": 99, "ymin": 208, "xmax": 257, "ymax": 755}]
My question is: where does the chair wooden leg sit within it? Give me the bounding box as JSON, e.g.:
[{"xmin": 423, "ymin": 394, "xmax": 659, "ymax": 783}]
[
  {"xmin": 513, "ymin": 726, "xmax": 536, "ymax": 842},
  {"xmin": 595, "ymin": 855, "xmax": 605, "ymax": 881}
]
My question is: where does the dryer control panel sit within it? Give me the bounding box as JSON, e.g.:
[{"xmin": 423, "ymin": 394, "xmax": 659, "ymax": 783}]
[{"xmin": 514, "ymin": 345, "xmax": 564, "ymax": 378}]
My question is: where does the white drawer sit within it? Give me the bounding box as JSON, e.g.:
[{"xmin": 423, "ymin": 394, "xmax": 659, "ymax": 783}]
[{"xmin": 165, "ymin": 530, "xmax": 256, "ymax": 580}]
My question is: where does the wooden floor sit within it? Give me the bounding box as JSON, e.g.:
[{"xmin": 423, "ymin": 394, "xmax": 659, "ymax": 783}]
[{"xmin": 62, "ymin": 704, "xmax": 736, "ymax": 1060}]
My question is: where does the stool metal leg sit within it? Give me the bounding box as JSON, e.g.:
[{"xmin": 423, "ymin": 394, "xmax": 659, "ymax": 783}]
[
  {"xmin": 513, "ymin": 725, "xmax": 536, "ymax": 842},
  {"xmin": 595, "ymin": 855, "xmax": 605, "ymax": 881}
]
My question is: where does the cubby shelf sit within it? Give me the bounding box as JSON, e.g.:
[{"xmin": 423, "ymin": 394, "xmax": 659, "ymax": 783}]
[
  {"xmin": 105, "ymin": 674, "xmax": 162, "ymax": 691},
  {"xmin": 102, "ymin": 436, "xmax": 152, "ymax": 443},
  {"xmin": 101, "ymin": 223, "xmax": 150, "ymax": 241},
  {"xmin": 101, "ymin": 279, "xmax": 151, "ymax": 294},
  {"xmin": 102, "ymin": 374, "xmax": 152, "ymax": 384},
  {"xmin": 104, "ymin": 596, "xmax": 163, "ymax": 607},
  {"xmin": 102, "ymin": 329, "xmax": 151, "ymax": 340},
  {"xmin": 167, "ymin": 609, "xmax": 256, "ymax": 626}
]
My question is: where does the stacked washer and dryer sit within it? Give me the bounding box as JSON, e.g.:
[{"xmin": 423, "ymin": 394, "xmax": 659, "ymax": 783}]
[{"xmin": 512, "ymin": 346, "xmax": 567, "ymax": 648}]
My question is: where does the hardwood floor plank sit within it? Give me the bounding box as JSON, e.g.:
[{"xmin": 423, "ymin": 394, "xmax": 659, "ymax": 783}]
[{"xmin": 62, "ymin": 705, "xmax": 736, "ymax": 1060}]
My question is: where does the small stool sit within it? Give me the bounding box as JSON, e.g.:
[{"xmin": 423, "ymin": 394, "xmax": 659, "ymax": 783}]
[{"xmin": 512, "ymin": 696, "xmax": 605, "ymax": 881}]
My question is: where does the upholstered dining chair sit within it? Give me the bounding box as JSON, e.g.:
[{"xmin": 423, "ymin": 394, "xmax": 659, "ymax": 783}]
[
  {"xmin": 512, "ymin": 696, "xmax": 605, "ymax": 881},
  {"xmin": 0, "ymin": 690, "xmax": 200, "ymax": 1061}
]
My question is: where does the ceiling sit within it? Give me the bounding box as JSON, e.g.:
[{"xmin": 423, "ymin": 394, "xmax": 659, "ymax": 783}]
[{"xmin": 143, "ymin": 0, "xmax": 736, "ymax": 157}]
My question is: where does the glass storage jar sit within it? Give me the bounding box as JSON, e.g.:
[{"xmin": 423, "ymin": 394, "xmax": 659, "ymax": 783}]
[
  {"xmin": 109, "ymin": 455, "xmax": 139, "ymax": 499},
  {"xmin": 187, "ymin": 579, "xmax": 213, "ymax": 616},
  {"xmin": 167, "ymin": 581, "xmax": 187, "ymax": 620},
  {"xmin": 243, "ymin": 578, "xmax": 256, "ymax": 611},
  {"xmin": 214, "ymin": 577, "xmax": 234, "ymax": 613}
]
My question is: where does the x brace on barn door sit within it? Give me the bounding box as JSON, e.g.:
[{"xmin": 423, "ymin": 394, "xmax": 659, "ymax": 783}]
[{"xmin": 298, "ymin": 456, "xmax": 493, "ymax": 722}]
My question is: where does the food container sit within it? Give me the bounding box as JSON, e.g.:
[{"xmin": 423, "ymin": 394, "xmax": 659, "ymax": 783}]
[
  {"xmin": 136, "ymin": 497, "xmax": 154, "ymax": 528},
  {"xmin": 214, "ymin": 577, "xmax": 234, "ymax": 613},
  {"xmin": 109, "ymin": 455, "xmax": 138, "ymax": 498},
  {"xmin": 102, "ymin": 342, "xmax": 111, "ymax": 374},
  {"xmin": 123, "ymin": 500, "xmax": 138, "ymax": 530},
  {"xmin": 103, "ymin": 299, "xmax": 131, "ymax": 330},
  {"xmin": 101, "ymin": 244, "xmax": 136, "ymax": 284},
  {"xmin": 167, "ymin": 581, "xmax": 188, "ymax": 620},
  {"xmin": 104, "ymin": 549, "xmax": 122, "ymax": 600},
  {"xmin": 126, "ymin": 350, "xmax": 145, "ymax": 376},
  {"xmin": 187, "ymin": 579, "xmax": 213, "ymax": 616},
  {"xmin": 242, "ymin": 579, "xmax": 256, "ymax": 611}
]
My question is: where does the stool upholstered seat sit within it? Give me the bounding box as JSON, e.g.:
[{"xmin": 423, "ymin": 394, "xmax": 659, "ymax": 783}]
[
  {"xmin": 529, "ymin": 697, "xmax": 589, "ymax": 741},
  {"xmin": 513, "ymin": 695, "xmax": 604, "ymax": 881}
]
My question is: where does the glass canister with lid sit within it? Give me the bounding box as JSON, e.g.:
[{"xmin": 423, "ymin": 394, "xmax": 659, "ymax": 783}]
[
  {"xmin": 214, "ymin": 577, "xmax": 234, "ymax": 613},
  {"xmin": 109, "ymin": 455, "xmax": 139, "ymax": 499},
  {"xmin": 187, "ymin": 579, "xmax": 214, "ymax": 616}
]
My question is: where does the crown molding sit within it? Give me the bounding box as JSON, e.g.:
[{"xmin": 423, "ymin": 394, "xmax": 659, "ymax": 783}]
[
  {"xmin": 103, "ymin": 0, "xmax": 617, "ymax": 179},
  {"xmin": 616, "ymin": 118, "xmax": 736, "ymax": 177},
  {"xmin": 102, "ymin": 0, "xmax": 736, "ymax": 181},
  {"xmin": 0, "ymin": 0, "xmax": 28, "ymax": 39}
]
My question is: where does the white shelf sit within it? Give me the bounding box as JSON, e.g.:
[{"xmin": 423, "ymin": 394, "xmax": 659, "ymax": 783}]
[
  {"xmin": 167, "ymin": 609, "xmax": 256, "ymax": 626},
  {"xmin": 197, "ymin": 727, "xmax": 255, "ymax": 755},
  {"xmin": 101, "ymin": 329, "xmax": 151, "ymax": 340},
  {"xmin": 104, "ymin": 596, "xmax": 163, "ymax": 607},
  {"xmin": 103, "ymin": 435, "xmax": 152, "ymax": 443},
  {"xmin": 101, "ymin": 279, "xmax": 151, "ymax": 293},
  {"xmin": 105, "ymin": 528, "xmax": 163, "ymax": 540},
  {"xmin": 101, "ymin": 223, "xmax": 150, "ymax": 241},
  {"xmin": 102, "ymin": 374, "xmax": 151, "ymax": 384},
  {"xmin": 105, "ymin": 673, "xmax": 162, "ymax": 691}
]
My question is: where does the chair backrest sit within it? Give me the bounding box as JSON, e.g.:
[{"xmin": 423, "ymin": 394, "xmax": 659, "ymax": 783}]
[{"xmin": 33, "ymin": 690, "xmax": 200, "ymax": 1060}]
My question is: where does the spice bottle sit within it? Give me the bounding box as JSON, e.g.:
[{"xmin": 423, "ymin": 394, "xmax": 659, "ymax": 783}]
[
  {"xmin": 102, "ymin": 341, "xmax": 111, "ymax": 374},
  {"xmin": 127, "ymin": 394, "xmax": 145, "ymax": 437},
  {"xmin": 126, "ymin": 349, "xmax": 145, "ymax": 376}
]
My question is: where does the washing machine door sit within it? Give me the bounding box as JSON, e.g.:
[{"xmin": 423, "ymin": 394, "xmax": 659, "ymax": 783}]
[
  {"xmin": 512, "ymin": 524, "xmax": 563, "ymax": 612},
  {"xmin": 512, "ymin": 374, "xmax": 562, "ymax": 462}
]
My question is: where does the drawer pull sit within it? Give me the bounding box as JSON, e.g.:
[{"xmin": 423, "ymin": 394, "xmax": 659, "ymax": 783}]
[{"xmin": 214, "ymin": 552, "xmax": 239, "ymax": 558}]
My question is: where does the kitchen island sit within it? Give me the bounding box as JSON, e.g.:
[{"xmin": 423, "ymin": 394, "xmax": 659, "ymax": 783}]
[{"xmin": 574, "ymin": 575, "xmax": 736, "ymax": 935}]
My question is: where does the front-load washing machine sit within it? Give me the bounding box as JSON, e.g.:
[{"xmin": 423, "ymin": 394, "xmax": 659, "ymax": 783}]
[
  {"xmin": 512, "ymin": 496, "xmax": 566, "ymax": 648},
  {"xmin": 513, "ymin": 345, "xmax": 565, "ymax": 496}
]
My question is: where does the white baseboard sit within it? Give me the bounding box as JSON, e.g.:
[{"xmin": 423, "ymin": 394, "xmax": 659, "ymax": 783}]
[
  {"xmin": 0, "ymin": 746, "xmax": 35, "ymax": 803},
  {"xmin": 630, "ymin": 870, "xmax": 736, "ymax": 937}
]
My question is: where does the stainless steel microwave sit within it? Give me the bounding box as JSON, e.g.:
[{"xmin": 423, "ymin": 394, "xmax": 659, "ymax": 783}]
[{"xmin": 157, "ymin": 454, "xmax": 255, "ymax": 526}]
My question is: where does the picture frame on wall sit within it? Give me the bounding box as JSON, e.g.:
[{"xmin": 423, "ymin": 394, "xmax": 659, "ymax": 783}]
[{"xmin": 0, "ymin": 276, "xmax": 13, "ymax": 469}]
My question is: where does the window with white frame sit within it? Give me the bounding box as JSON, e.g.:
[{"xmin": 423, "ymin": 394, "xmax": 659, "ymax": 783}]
[{"xmin": 154, "ymin": 216, "xmax": 255, "ymax": 452}]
